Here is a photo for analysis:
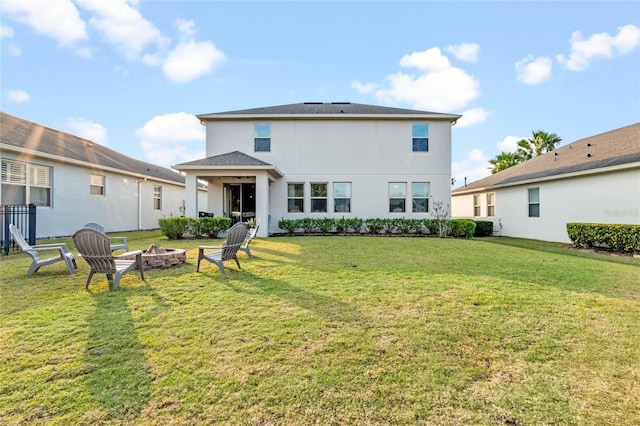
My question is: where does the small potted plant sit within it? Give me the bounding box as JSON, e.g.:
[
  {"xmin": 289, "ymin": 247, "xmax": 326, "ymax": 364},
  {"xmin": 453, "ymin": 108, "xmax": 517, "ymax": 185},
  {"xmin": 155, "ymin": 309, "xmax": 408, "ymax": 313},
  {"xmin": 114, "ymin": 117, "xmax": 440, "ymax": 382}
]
[{"xmin": 245, "ymin": 218, "xmax": 256, "ymax": 230}]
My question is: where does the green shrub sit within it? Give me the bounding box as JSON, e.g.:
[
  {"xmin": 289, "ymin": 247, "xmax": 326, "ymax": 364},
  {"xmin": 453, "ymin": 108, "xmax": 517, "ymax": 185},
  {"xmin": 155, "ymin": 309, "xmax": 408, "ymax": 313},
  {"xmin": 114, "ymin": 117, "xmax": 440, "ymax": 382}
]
[
  {"xmin": 422, "ymin": 219, "xmax": 439, "ymax": 235},
  {"xmin": 278, "ymin": 219, "xmax": 300, "ymax": 235},
  {"xmin": 200, "ymin": 217, "xmax": 232, "ymax": 238},
  {"xmin": 364, "ymin": 218, "xmax": 385, "ymax": 234},
  {"xmin": 316, "ymin": 217, "xmax": 335, "ymax": 233},
  {"xmin": 449, "ymin": 219, "xmax": 476, "ymax": 239},
  {"xmin": 566, "ymin": 223, "xmax": 640, "ymax": 253},
  {"xmin": 158, "ymin": 217, "xmax": 190, "ymax": 239},
  {"xmin": 473, "ymin": 220, "xmax": 494, "ymax": 237},
  {"xmin": 345, "ymin": 218, "xmax": 364, "ymax": 233}
]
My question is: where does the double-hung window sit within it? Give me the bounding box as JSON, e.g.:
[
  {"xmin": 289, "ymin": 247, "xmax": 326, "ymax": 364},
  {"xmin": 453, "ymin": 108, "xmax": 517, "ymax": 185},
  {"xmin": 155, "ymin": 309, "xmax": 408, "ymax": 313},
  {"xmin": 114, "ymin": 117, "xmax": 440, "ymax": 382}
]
[
  {"xmin": 310, "ymin": 183, "xmax": 327, "ymax": 213},
  {"xmin": 1, "ymin": 159, "xmax": 51, "ymax": 206},
  {"xmin": 487, "ymin": 193, "xmax": 496, "ymax": 217},
  {"xmin": 288, "ymin": 183, "xmax": 304, "ymax": 213},
  {"xmin": 334, "ymin": 182, "xmax": 351, "ymax": 213},
  {"xmin": 528, "ymin": 188, "xmax": 540, "ymax": 217},
  {"xmin": 254, "ymin": 123, "xmax": 271, "ymax": 152},
  {"xmin": 153, "ymin": 185, "xmax": 162, "ymax": 210},
  {"xmin": 473, "ymin": 194, "xmax": 481, "ymax": 217},
  {"xmin": 90, "ymin": 174, "xmax": 105, "ymax": 195},
  {"xmin": 389, "ymin": 182, "xmax": 407, "ymax": 213},
  {"xmin": 412, "ymin": 123, "xmax": 429, "ymax": 152},
  {"xmin": 412, "ymin": 182, "xmax": 429, "ymax": 212}
]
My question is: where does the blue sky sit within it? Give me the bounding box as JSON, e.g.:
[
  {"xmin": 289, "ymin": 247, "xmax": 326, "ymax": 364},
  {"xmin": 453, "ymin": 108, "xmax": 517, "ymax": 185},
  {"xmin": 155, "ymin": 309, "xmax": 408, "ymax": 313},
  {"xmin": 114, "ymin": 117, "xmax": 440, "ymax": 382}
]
[{"xmin": 2, "ymin": 1, "xmax": 639, "ymax": 185}]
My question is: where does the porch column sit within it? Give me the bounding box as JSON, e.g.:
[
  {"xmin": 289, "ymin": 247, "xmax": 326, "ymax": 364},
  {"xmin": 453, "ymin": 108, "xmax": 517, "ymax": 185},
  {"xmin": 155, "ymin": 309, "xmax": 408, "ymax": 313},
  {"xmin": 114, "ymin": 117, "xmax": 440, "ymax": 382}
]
[
  {"xmin": 255, "ymin": 172, "xmax": 269, "ymax": 237},
  {"xmin": 185, "ymin": 173, "xmax": 198, "ymax": 218}
]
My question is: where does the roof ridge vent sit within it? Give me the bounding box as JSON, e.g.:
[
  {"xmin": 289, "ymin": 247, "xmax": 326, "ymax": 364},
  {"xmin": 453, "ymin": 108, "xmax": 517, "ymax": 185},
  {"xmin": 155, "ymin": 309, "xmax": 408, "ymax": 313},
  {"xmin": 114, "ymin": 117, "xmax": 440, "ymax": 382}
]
[
  {"xmin": 331, "ymin": 102, "xmax": 351, "ymax": 104},
  {"xmin": 304, "ymin": 102, "xmax": 323, "ymax": 105}
]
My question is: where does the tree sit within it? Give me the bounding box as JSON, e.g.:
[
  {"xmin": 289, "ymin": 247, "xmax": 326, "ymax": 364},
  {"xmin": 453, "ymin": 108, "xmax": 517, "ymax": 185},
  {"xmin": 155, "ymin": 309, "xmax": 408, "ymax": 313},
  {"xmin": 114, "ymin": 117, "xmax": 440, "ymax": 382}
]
[
  {"xmin": 488, "ymin": 151, "xmax": 524, "ymax": 174},
  {"xmin": 488, "ymin": 130, "xmax": 562, "ymax": 174},
  {"xmin": 516, "ymin": 130, "xmax": 562, "ymax": 160}
]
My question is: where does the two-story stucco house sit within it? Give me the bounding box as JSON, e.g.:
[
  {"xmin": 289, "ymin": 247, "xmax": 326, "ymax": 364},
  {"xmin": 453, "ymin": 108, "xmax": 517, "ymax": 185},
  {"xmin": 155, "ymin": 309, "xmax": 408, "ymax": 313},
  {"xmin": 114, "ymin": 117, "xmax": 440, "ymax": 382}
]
[
  {"xmin": 174, "ymin": 102, "xmax": 461, "ymax": 237},
  {"xmin": 1, "ymin": 112, "xmax": 194, "ymax": 238},
  {"xmin": 451, "ymin": 122, "xmax": 640, "ymax": 243}
]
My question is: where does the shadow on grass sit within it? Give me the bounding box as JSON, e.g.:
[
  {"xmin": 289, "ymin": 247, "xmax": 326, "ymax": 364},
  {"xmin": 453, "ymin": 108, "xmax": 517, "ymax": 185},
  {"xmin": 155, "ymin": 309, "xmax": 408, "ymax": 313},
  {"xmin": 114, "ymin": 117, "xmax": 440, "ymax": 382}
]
[
  {"xmin": 210, "ymin": 269, "xmax": 371, "ymax": 328},
  {"xmin": 83, "ymin": 282, "xmax": 168, "ymax": 421}
]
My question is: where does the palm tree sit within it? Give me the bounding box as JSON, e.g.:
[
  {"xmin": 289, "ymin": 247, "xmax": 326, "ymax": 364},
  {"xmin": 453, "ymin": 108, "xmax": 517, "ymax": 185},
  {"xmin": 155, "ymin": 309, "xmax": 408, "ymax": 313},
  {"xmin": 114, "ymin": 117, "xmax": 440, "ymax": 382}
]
[
  {"xmin": 516, "ymin": 130, "xmax": 562, "ymax": 160},
  {"xmin": 488, "ymin": 151, "xmax": 524, "ymax": 174}
]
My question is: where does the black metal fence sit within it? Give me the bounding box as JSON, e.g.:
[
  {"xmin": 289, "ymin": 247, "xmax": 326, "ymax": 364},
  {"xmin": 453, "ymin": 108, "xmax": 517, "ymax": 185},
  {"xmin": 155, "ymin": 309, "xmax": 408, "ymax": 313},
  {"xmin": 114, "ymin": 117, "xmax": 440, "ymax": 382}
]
[{"xmin": 1, "ymin": 204, "xmax": 36, "ymax": 255}]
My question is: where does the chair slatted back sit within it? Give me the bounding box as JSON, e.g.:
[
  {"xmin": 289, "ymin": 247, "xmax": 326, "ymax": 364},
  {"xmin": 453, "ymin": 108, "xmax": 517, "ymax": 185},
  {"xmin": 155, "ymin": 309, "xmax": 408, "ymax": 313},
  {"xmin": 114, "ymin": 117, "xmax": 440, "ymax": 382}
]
[
  {"xmin": 84, "ymin": 222, "xmax": 106, "ymax": 233},
  {"xmin": 222, "ymin": 223, "xmax": 247, "ymax": 260},
  {"xmin": 72, "ymin": 228, "xmax": 116, "ymax": 274},
  {"xmin": 9, "ymin": 224, "xmax": 39, "ymax": 261}
]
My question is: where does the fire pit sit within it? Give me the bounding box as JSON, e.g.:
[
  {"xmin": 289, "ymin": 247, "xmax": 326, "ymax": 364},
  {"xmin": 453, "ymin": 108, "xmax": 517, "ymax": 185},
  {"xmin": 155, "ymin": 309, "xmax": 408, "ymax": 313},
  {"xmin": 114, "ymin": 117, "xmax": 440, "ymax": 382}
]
[{"xmin": 124, "ymin": 244, "xmax": 186, "ymax": 270}]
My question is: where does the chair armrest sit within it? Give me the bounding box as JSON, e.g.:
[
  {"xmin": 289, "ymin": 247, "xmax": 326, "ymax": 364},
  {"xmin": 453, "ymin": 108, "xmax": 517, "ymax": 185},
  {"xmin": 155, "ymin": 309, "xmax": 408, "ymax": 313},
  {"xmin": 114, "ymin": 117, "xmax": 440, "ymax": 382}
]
[
  {"xmin": 198, "ymin": 245, "xmax": 223, "ymax": 250},
  {"xmin": 116, "ymin": 250, "xmax": 143, "ymax": 258},
  {"xmin": 32, "ymin": 243, "xmax": 71, "ymax": 253},
  {"xmin": 109, "ymin": 236, "xmax": 128, "ymax": 243}
]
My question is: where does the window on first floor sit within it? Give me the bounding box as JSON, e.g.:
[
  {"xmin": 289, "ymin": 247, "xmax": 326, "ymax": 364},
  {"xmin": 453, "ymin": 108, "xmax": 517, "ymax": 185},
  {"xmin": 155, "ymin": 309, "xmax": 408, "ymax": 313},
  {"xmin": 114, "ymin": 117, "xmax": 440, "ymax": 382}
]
[
  {"xmin": 412, "ymin": 182, "xmax": 430, "ymax": 212},
  {"xmin": 389, "ymin": 182, "xmax": 407, "ymax": 213},
  {"xmin": 1, "ymin": 159, "xmax": 51, "ymax": 206},
  {"xmin": 473, "ymin": 194, "xmax": 481, "ymax": 217},
  {"xmin": 487, "ymin": 192, "xmax": 495, "ymax": 217},
  {"xmin": 334, "ymin": 182, "xmax": 351, "ymax": 213},
  {"xmin": 528, "ymin": 188, "xmax": 539, "ymax": 217},
  {"xmin": 90, "ymin": 174, "xmax": 105, "ymax": 195},
  {"xmin": 310, "ymin": 182, "xmax": 327, "ymax": 213},
  {"xmin": 153, "ymin": 185, "xmax": 162, "ymax": 210},
  {"xmin": 288, "ymin": 183, "xmax": 304, "ymax": 213}
]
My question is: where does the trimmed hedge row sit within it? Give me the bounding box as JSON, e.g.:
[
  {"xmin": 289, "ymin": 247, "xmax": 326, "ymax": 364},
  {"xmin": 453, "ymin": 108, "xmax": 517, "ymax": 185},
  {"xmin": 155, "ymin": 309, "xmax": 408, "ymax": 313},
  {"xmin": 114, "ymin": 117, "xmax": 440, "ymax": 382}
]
[
  {"xmin": 566, "ymin": 223, "xmax": 640, "ymax": 253},
  {"xmin": 158, "ymin": 216, "xmax": 232, "ymax": 239},
  {"xmin": 277, "ymin": 217, "xmax": 482, "ymax": 239}
]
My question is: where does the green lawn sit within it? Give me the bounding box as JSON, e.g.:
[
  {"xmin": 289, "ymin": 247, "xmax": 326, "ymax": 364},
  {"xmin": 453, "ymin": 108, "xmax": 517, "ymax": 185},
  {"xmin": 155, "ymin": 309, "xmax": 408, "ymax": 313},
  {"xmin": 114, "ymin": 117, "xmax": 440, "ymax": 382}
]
[{"xmin": 1, "ymin": 232, "xmax": 639, "ymax": 425}]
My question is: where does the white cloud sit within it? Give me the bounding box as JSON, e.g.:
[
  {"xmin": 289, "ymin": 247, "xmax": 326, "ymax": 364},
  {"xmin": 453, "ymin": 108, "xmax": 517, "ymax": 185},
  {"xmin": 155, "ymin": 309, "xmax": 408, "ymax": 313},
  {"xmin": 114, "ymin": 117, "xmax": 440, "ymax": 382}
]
[
  {"xmin": 557, "ymin": 24, "xmax": 640, "ymax": 71},
  {"xmin": 1, "ymin": 24, "xmax": 14, "ymax": 39},
  {"xmin": 162, "ymin": 19, "xmax": 225, "ymax": 84},
  {"xmin": 66, "ymin": 117, "xmax": 108, "ymax": 145},
  {"xmin": 135, "ymin": 112, "xmax": 205, "ymax": 166},
  {"xmin": 1, "ymin": 0, "xmax": 87, "ymax": 47},
  {"xmin": 452, "ymin": 148, "xmax": 491, "ymax": 185},
  {"xmin": 446, "ymin": 43, "xmax": 480, "ymax": 63},
  {"xmin": 353, "ymin": 47, "xmax": 481, "ymax": 113},
  {"xmin": 6, "ymin": 44, "xmax": 22, "ymax": 57},
  {"xmin": 515, "ymin": 55, "xmax": 552, "ymax": 85},
  {"xmin": 455, "ymin": 107, "xmax": 491, "ymax": 128},
  {"xmin": 351, "ymin": 81, "xmax": 379, "ymax": 94},
  {"xmin": 7, "ymin": 89, "xmax": 30, "ymax": 103},
  {"xmin": 496, "ymin": 136, "xmax": 522, "ymax": 153},
  {"xmin": 76, "ymin": 0, "xmax": 169, "ymax": 61}
]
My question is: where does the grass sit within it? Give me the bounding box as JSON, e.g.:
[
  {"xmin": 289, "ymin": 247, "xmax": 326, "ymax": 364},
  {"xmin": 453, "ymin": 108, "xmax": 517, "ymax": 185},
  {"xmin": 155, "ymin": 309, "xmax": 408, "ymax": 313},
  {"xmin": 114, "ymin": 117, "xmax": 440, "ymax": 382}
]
[{"xmin": 1, "ymin": 232, "xmax": 639, "ymax": 425}]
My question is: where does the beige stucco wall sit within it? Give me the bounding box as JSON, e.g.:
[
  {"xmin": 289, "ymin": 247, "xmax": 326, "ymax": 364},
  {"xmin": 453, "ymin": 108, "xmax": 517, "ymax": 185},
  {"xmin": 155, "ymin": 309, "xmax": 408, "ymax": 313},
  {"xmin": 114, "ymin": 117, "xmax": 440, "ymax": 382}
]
[
  {"xmin": 452, "ymin": 166, "xmax": 640, "ymax": 243},
  {"xmin": 203, "ymin": 118, "xmax": 454, "ymax": 234},
  {"xmin": 1, "ymin": 151, "xmax": 188, "ymax": 238}
]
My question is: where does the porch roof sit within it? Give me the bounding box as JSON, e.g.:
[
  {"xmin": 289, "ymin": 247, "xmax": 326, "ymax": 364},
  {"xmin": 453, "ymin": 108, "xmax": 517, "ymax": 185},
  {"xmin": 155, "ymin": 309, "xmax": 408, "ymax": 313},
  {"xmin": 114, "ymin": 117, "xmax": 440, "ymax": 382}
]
[{"xmin": 173, "ymin": 151, "xmax": 284, "ymax": 178}]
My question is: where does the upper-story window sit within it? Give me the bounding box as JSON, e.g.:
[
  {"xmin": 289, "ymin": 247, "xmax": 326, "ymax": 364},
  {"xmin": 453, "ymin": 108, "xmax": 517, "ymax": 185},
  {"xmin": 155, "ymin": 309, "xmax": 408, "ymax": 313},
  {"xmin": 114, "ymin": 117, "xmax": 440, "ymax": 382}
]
[
  {"xmin": 528, "ymin": 188, "xmax": 540, "ymax": 218},
  {"xmin": 310, "ymin": 182, "xmax": 328, "ymax": 213},
  {"xmin": 254, "ymin": 123, "xmax": 271, "ymax": 152},
  {"xmin": 153, "ymin": 185, "xmax": 162, "ymax": 210},
  {"xmin": 288, "ymin": 183, "xmax": 304, "ymax": 213},
  {"xmin": 412, "ymin": 182, "xmax": 430, "ymax": 212},
  {"xmin": 412, "ymin": 123, "xmax": 429, "ymax": 152},
  {"xmin": 334, "ymin": 182, "xmax": 351, "ymax": 213},
  {"xmin": 487, "ymin": 193, "xmax": 496, "ymax": 217},
  {"xmin": 1, "ymin": 159, "xmax": 52, "ymax": 206},
  {"xmin": 389, "ymin": 182, "xmax": 407, "ymax": 213},
  {"xmin": 90, "ymin": 174, "xmax": 105, "ymax": 195}
]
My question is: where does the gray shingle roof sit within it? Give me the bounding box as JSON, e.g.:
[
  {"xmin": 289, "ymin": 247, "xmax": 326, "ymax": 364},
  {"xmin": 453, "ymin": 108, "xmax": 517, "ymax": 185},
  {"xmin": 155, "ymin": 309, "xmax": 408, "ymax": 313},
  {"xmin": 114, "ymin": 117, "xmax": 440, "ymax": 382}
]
[
  {"xmin": 176, "ymin": 151, "xmax": 272, "ymax": 167},
  {"xmin": 197, "ymin": 102, "xmax": 461, "ymax": 120},
  {"xmin": 1, "ymin": 112, "xmax": 184, "ymax": 184},
  {"xmin": 453, "ymin": 122, "xmax": 640, "ymax": 194}
]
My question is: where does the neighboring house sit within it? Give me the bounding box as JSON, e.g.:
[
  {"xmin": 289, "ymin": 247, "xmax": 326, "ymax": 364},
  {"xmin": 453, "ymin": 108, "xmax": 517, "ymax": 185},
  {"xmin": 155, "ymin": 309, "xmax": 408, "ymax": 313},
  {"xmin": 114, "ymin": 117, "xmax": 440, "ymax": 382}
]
[
  {"xmin": 451, "ymin": 123, "xmax": 640, "ymax": 243},
  {"xmin": 0, "ymin": 112, "xmax": 197, "ymax": 238},
  {"xmin": 174, "ymin": 102, "xmax": 461, "ymax": 237}
]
